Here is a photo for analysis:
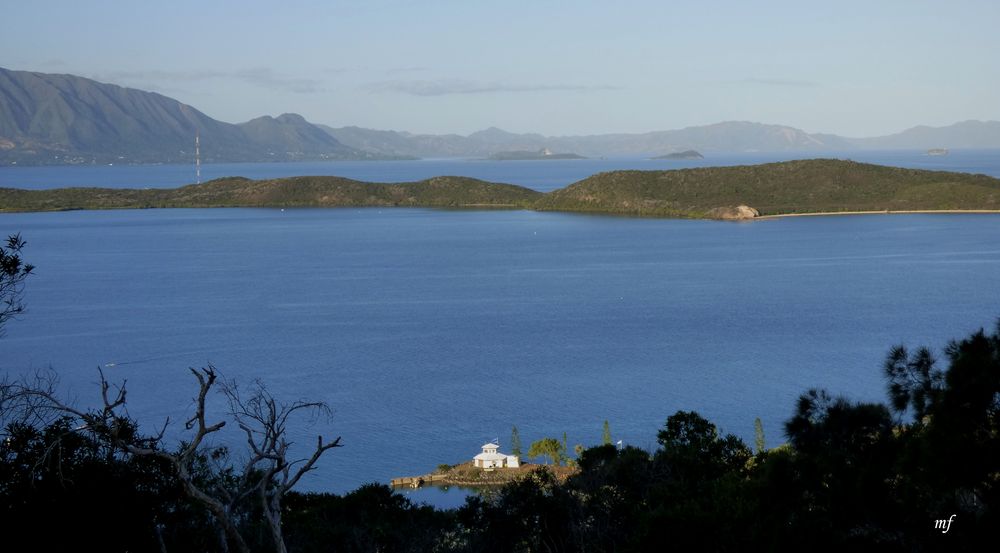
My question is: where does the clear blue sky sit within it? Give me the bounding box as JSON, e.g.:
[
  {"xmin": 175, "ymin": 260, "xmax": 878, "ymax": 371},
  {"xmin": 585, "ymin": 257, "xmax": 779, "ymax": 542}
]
[{"xmin": 3, "ymin": 0, "xmax": 998, "ymax": 136}]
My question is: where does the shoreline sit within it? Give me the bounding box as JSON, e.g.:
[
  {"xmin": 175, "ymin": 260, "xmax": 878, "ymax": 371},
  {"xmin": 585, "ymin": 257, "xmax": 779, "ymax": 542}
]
[
  {"xmin": 755, "ymin": 209, "xmax": 1000, "ymax": 220},
  {"xmin": 391, "ymin": 462, "xmax": 578, "ymax": 490},
  {"xmin": 6, "ymin": 205, "xmax": 1000, "ymax": 220}
]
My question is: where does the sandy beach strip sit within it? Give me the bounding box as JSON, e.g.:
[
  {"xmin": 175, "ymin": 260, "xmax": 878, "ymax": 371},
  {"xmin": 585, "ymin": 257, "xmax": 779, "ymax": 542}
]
[{"xmin": 755, "ymin": 209, "xmax": 1000, "ymax": 220}]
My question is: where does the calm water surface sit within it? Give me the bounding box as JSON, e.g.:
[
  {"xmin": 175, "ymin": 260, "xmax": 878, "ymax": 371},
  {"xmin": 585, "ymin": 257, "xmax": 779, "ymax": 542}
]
[
  {"xmin": 2, "ymin": 149, "xmax": 999, "ymax": 192},
  {"xmin": 2, "ymin": 207, "xmax": 1000, "ymax": 508}
]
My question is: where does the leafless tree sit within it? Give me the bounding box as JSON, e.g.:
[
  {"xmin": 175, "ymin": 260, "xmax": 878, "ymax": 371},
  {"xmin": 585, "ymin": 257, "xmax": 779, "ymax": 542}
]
[
  {"xmin": 8, "ymin": 365, "xmax": 340, "ymax": 553},
  {"xmin": 221, "ymin": 378, "xmax": 341, "ymax": 553}
]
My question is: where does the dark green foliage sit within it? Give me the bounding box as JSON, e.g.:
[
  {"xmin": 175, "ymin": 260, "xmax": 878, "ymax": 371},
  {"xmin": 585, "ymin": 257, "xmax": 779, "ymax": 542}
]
[
  {"xmin": 511, "ymin": 425, "xmax": 522, "ymax": 457},
  {"xmin": 602, "ymin": 419, "xmax": 611, "ymax": 445},
  {"xmin": 0, "ymin": 417, "xmax": 216, "ymax": 552},
  {"xmin": 0, "ymin": 411, "xmax": 451, "ymax": 553},
  {"xmin": 283, "ymin": 485, "xmax": 452, "ymax": 553},
  {"xmin": 456, "ymin": 469, "xmax": 578, "ymax": 553},
  {"xmin": 528, "ymin": 437, "xmax": 564, "ymax": 465},
  {"xmin": 753, "ymin": 417, "xmax": 765, "ymax": 453},
  {"xmin": 642, "ymin": 413, "xmax": 755, "ymax": 551},
  {"xmin": 916, "ymin": 326, "xmax": 1000, "ymax": 513},
  {"xmin": 656, "ymin": 410, "xmax": 752, "ymax": 480},
  {"xmin": 781, "ymin": 390, "xmax": 903, "ymax": 548},
  {"xmin": 884, "ymin": 345, "xmax": 942, "ymax": 419},
  {"xmin": 0, "ymin": 233, "xmax": 33, "ymax": 334}
]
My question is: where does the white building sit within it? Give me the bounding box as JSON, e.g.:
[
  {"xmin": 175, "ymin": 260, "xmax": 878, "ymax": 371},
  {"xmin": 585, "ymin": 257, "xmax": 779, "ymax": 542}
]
[{"xmin": 473, "ymin": 442, "xmax": 520, "ymax": 470}]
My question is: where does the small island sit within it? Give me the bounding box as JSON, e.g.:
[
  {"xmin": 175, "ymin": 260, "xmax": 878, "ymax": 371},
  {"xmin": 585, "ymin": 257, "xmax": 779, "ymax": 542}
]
[
  {"xmin": 653, "ymin": 150, "xmax": 704, "ymax": 160},
  {"xmin": 488, "ymin": 148, "xmax": 586, "ymax": 161},
  {"xmin": 927, "ymin": 148, "xmax": 949, "ymax": 156},
  {"xmin": 391, "ymin": 442, "xmax": 577, "ymax": 489}
]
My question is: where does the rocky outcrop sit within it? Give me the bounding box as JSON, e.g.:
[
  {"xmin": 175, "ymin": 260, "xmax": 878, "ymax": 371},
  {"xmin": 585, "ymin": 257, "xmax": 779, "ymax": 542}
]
[{"xmin": 708, "ymin": 205, "xmax": 759, "ymax": 220}]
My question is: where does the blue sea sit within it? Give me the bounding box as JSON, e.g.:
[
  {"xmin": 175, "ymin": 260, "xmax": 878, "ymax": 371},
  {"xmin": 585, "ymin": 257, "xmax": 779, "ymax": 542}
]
[
  {"xmin": 2, "ymin": 152, "xmax": 1000, "ymax": 509},
  {"xmin": 3, "ymin": 149, "xmax": 1000, "ymax": 192}
]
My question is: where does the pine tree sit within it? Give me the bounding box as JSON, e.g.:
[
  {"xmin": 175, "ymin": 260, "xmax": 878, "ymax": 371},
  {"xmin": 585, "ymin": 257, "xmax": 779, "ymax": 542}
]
[
  {"xmin": 754, "ymin": 417, "xmax": 766, "ymax": 453},
  {"xmin": 511, "ymin": 426, "xmax": 522, "ymax": 456},
  {"xmin": 602, "ymin": 420, "xmax": 612, "ymax": 445}
]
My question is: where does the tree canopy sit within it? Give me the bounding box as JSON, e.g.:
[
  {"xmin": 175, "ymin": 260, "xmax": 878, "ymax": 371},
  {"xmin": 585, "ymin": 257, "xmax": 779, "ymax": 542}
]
[{"xmin": 527, "ymin": 437, "xmax": 564, "ymax": 466}]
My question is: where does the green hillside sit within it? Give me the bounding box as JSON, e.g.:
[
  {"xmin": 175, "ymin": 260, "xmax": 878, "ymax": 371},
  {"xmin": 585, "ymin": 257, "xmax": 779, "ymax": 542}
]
[
  {"xmin": 0, "ymin": 175, "xmax": 542, "ymax": 212},
  {"xmin": 4, "ymin": 159, "xmax": 1000, "ymax": 217},
  {"xmin": 533, "ymin": 159, "xmax": 1000, "ymax": 217}
]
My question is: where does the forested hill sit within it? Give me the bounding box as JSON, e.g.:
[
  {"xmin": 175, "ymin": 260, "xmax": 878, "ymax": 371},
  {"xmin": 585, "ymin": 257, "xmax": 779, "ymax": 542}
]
[
  {"xmin": 3, "ymin": 159, "xmax": 1000, "ymax": 217},
  {"xmin": 534, "ymin": 159, "xmax": 1000, "ymax": 217},
  {"xmin": 0, "ymin": 175, "xmax": 542, "ymax": 211}
]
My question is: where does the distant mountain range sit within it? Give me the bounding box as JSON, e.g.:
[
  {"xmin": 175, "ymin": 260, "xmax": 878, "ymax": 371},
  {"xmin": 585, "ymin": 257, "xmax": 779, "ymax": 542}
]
[
  {"xmin": 323, "ymin": 120, "xmax": 1000, "ymax": 158},
  {"xmin": 847, "ymin": 120, "xmax": 1000, "ymax": 150},
  {"xmin": 2, "ymin": 66, "xmax": 999, "ymax": 166},
  {"xmin": 0, "ymin": 67, "xmax": 398, "ymax": 164}
]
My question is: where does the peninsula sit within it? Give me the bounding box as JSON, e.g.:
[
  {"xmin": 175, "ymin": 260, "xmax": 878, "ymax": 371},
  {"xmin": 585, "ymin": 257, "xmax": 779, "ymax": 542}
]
[
  {"xmin": 391, "ymin": 462, "xmax": 576, "ymax": 490},
  {"xmin": 0, "ymin": 176, "xmax": 541, "ymax": 212},
  {"xmin": 4, "ymin": 159, "xmax": 1000, "ymax": 219}
]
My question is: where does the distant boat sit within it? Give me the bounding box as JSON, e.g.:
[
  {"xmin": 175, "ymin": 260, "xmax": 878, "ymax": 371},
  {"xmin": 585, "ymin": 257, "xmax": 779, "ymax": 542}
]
[
  {"xmin": 926, "ymin": 148, "xmax": 949, "ymax": 156},
  {"xmin": 488, "ymin": 148, "xmax": 586, "ymax": 161}
]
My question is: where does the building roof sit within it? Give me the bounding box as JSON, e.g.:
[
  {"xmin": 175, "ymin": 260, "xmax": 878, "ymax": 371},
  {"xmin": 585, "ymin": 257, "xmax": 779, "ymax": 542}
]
[
  {"xmin": 482, "ymin": 442, "xmax": 499, "ymax": 449},
  {"xmin": 474, "ymin": 451, "xmax": 508, "ymax": 462}
]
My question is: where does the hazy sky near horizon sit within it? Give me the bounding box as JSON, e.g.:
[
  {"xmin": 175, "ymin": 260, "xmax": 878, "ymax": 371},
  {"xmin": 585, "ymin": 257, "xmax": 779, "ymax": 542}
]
[{"xmin": 3, "ymin": 0, "xmax": 998, "ymax": 136}]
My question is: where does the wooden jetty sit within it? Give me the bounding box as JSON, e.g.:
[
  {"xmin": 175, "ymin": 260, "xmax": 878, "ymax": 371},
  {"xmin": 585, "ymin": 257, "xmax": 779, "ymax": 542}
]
[{"xmin": 390, "ymin": 473, "xmax": 448, "ymax": 489}]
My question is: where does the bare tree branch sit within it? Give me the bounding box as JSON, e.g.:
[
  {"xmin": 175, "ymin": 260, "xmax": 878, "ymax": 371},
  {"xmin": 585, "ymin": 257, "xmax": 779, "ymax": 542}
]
[
  {"xmin": 218, "ymin": 377, "xmax": 341, "ymax": 553},
  {"xmin": 5, "ymin": 364, "xmax": 341, "ymax": 553}
]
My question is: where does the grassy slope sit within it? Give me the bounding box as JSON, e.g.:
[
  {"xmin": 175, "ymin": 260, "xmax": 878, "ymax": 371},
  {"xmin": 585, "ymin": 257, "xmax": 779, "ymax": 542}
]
[
  {"xmin": 534, "ymin": 159, "xmax": 1000, "ymax": 217},
  {"xmin": 0, "ymin": 175, "xmax": 543, "ymax": 212},
  {"xmin": 3, "ymin": 159, "xmax": 1000, "ymax": 217}
]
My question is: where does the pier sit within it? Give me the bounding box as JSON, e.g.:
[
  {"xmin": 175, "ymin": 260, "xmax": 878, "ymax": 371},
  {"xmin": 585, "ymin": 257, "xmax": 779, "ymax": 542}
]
[{"xmin": 390, "ymin": 473, "xmax": 448, "ymax": 489}]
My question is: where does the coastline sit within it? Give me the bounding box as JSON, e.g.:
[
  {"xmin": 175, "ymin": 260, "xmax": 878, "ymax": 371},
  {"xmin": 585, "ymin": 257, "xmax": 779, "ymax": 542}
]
[
  {"xmin": 755, "ymin": 209, "xmax": 1000, "ymax": 220},
  {"xmin": 7, "ymin": 204, "xmax": 1000, "ymax": 220},
  {"xmin": 391, "ymin": 462, "xmax": 578, "ymax": 490}
]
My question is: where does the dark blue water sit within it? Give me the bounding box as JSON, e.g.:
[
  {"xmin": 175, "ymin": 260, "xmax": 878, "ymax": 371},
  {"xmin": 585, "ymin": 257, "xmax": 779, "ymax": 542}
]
[
  {"xmin": 2, "ymin": 207, "xmax": 1000, "ymax": 509},
  {"xmin": 2, "ymin": 149, "xmax": 999, "ymax": 192}
]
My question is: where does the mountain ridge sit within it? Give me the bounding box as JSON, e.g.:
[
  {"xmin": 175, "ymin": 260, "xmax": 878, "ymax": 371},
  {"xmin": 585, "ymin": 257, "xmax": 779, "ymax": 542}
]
[
  {"xmin": 323, "ymin": 120, "xmax": 1000, "ymax": 158},
  {"xmin": 0, "ymin": 67, "xmax": 400, "ymax": 164},
  {"xmin": 3, "ymin": 67, "xmax": 999, "ymax": 164}
]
